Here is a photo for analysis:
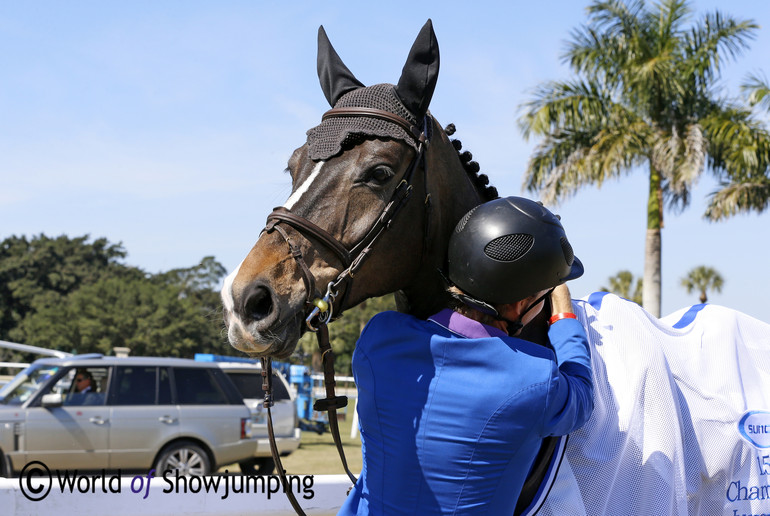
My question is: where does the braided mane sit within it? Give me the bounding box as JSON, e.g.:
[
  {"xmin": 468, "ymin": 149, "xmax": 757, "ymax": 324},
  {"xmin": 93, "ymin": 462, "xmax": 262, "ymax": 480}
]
[{"xmin": 443, "ymin": 123, "xmax": 499, "ymax": 202}]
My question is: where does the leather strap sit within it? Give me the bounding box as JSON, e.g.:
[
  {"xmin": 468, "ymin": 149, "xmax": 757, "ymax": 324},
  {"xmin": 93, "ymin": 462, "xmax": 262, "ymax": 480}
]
[
  {"xmin": 264, "ymin": 222, "xmax": 317, "ymax": 306},
  {"xmin": 323, "ymin": 107, "xmax": 422, "ymax": 142},
  {"xmin": 261, "ymin": 358, "xmax": 308, "ymax": 516},
  {"xmin": 267, "ymin": 207, "xmax": 352, "ymax": 269},
  {"xmin": 260, "ymin": 325, "xmax": 356, "ymax": 516},
  {"xmin": 314, "ymin": 325, "xmax": 358, "ymax": 484}
]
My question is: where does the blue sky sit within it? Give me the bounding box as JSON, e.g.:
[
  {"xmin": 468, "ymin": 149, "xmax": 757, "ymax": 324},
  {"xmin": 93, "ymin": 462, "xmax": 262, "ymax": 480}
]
[{"xmin": 2, "ymin": 1, "xmax": 769, "ymax": 322}]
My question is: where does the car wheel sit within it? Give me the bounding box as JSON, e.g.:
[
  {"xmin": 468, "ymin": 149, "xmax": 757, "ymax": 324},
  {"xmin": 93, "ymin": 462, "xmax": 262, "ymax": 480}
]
[
  {"xmin": 155, "ymin": 441, "xmax": 211, "ymax": 476},
  {"xmin": 0, "ymin": 454, "xmax": 12, "ymax": 478},
  {"xmin": 239, "ymin": 457, "xmax": 276, "ymax": 475}
]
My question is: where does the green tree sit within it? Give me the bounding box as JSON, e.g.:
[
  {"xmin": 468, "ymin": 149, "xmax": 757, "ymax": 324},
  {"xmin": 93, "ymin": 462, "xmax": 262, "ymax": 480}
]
[
  {"xmin": 155, "ymin": 255, "xmax": 227, "ymax": 296},
  {"xmin": 743, "ymin": 73, "xmax": 770, "ymax": 113},
  {"xmin": 705, "ymin": 73, "xmax": 770, "ymax": 219},
  {"xmin": 0, "ymin": 234, "xmax": 127, "ymax": 339},
  {"xmin": 0, "ymin": 235, "xmax": 230, "ymax": 359},
  {"xmin": 519, "ymin": 0, "xmax": 763, "ymax": 317},
  {"xmin": 600, "ymin": 270, "xmax": 643, "ymax": 305},
  {"xmin": 680, "ymin": 265, "xmax": 724, "ymax": 304}
]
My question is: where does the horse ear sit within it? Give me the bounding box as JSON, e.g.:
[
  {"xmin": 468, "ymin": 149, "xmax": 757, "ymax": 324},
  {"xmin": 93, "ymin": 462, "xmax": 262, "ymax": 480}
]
[
  {"xmin": 317, "ymin": 26, "xmax": 365, "ymax": 107},
  {"xmin": 395, "ymin": 19, "xmax": 440, "ymax": 119}
]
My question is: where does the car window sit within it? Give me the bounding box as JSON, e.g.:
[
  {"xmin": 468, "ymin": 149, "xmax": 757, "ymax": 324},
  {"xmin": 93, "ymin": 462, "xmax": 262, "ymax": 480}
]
[
  {"xmin": 0, "ymin": 364, "xmax": 60, "ymax": 405},
  {"xmin": 63, "ymin": 366, "xmax": 110, "ymax": 406},
  {"xmin": 111, "ymin": 366, "xmax": 159, "ymax": 405},
  {"xmin": 225, "ymin": 371, "xmax": 291, "ymax": 401},
  {"xmin": 172, "ymin": 367, "xmax": 228, "ymax": 405},
  {"xmin": 210, "ymin": 368, "xmax": 247, "ymax": 405}
]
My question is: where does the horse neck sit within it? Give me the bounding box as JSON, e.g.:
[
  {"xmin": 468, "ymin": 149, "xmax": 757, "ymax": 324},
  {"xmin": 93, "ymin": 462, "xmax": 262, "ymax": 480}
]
[
  {"xmin": 395, "ymin": 118, "xmax": 552, "ymax": 347},
  {"xmin": 396, "ymin": 117, "xmax": 486, "ymax": 319}
]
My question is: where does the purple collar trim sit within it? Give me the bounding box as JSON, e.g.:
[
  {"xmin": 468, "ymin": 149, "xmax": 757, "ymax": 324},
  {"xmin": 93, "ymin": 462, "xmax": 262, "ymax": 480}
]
[{"xmin": 427, "ymin": 309, "xmax": 508, "ymax": 339}]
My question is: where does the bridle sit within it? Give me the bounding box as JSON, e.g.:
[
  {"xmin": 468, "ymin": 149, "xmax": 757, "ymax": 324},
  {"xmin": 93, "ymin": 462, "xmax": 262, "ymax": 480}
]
[
  {"xmin": 265, "ymin": 107, "xmax": 431, "ymax": 329},
  {"xmin": 258, "ymin": 106, "xmax": 431, "ymax": 516}
]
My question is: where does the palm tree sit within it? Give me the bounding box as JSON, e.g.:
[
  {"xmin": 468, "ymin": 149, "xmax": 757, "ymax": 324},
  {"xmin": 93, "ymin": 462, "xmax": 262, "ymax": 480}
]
[
  {"xmin": 743, "ymin": 73, "xmax": 770, "ymax": 112},
  {"xmin": 519, "ymin": 0, "xmax": 761, "ymax": 317},
  {"xmin": 600, "ymin": 270, "xmax": 643, "ymax": 305},
  {"xmin": 680, "ymin": 265, "xmax": 724, "ymax": 303},
  {"xmin": 705, "ymin": 73, "xmax": 770, "ymax": 220}
]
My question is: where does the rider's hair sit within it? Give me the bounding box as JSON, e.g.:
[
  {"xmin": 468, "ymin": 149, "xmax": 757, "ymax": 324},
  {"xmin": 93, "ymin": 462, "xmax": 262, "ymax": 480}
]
[
  {"xmin": 446, "ymin": 285, "xmax": 500, "ymax": 327},
  {"xmin": 444, "ymin": 123, "xmax": 499, "ymax": 202}
]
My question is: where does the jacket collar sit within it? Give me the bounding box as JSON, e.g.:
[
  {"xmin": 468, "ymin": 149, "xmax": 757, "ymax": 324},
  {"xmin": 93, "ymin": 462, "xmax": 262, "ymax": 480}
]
[{"xmin": 427, "ymin": 309, "xmax": 508, "ymax": 340}]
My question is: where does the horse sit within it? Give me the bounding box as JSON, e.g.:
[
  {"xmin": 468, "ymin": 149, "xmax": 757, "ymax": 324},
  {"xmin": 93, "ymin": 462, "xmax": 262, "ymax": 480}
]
[
  {"xmin": 221, "ymin": 20, "xmax": 770, "ymax": 516},
  {"xmin": 221, "ymin": 19, "xmax": 500, "ymax": 360}
]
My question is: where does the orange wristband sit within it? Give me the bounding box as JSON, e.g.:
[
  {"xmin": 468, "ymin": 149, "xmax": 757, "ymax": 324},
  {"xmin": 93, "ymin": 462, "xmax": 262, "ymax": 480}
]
[{"xmin": 548, "ymin": 312, "xmax": 577, "ymax": 325}]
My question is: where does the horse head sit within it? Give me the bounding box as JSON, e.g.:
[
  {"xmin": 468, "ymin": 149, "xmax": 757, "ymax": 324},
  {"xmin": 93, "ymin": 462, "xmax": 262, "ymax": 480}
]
[{"xmin": 221, "ymin": 20, "xmax": 489, "ymax": 358}]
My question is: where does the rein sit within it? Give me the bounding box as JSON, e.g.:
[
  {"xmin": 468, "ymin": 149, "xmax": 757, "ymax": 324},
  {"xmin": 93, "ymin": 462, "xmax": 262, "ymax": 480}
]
[{"xmin": 258, "ymin": 107, "xmax": 431, "ymax": 516}]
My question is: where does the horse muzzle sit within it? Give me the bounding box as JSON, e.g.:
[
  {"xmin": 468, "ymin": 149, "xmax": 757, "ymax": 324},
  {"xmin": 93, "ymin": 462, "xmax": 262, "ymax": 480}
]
[{"xmin": 222, "ymin": 281, "xmax": 302, "ymax": 358}]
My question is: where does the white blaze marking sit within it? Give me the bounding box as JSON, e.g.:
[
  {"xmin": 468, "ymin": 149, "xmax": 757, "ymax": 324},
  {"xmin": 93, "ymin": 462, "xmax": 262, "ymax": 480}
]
[
  {"xmin": 283, "ymin": 161, "xmax": 325, "ymax": 210},
  {"xmin": 223, "ymin": 160, "xmax": 324, "ymax": 323},
  {"xmin": 221, "ymin": 259, "xmax": 244, "ymax": 313}
]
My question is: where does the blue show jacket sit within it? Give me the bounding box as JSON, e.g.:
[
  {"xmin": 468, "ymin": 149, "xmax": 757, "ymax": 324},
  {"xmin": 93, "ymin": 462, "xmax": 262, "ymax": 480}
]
[{"xmin": 338, "ymin": 309, "xmax": 593, "ymax": 515}]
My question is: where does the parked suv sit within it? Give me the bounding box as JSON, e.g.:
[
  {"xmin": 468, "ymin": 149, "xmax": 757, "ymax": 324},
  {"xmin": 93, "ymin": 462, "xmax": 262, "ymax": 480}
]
[
  {"xmin": 206, "ymin": 360, "xmax": 301, "ymax": 474},
  {"xmin": 0, "ymin": 355, "xmax": 255, "ymax": 477}
]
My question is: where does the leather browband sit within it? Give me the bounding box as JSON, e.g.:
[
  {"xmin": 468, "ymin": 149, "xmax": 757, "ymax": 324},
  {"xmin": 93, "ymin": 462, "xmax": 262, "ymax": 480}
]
[{"xmin": 322, "ymin": 107, "xmax": 422, "ymax": 142}]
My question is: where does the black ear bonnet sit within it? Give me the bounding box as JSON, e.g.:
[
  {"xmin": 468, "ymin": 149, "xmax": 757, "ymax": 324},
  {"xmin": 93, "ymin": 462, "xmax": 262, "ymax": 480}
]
[{"xmin": 307, "ymin": 20, "xmax": 439, "ymax": 161}]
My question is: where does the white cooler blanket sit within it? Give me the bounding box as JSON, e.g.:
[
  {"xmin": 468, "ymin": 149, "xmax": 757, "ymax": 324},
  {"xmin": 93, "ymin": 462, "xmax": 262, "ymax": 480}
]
[{"xmin": 534, "ymin": 292, "xmax": 770, "ymax": 516}]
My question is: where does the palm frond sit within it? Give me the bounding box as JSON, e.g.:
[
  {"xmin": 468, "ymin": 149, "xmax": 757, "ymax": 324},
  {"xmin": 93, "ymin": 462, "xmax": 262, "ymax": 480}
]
[
  {"xmin": 524, "ymin": 119, "xmax": 649, "ymax": 204},
  {"xmin": 656, "ymin": 0, "xmax": 691, "ymax": 43},
  {"xmin": 684, "ymin": 10, "xmax": 757, "ymax": 83},
  {"xmin": 590, "ymin": 121, "xmax": 650, "ymax": 176},
  {"xmin": 705, "ymin": 178, "xmax": 770, "ymax": 220},
  {"xmin": 703, "ymin": 108, "xmax": 769, "ymax": 175},
  {"xmin": 519, "ymin": 79, "xmax": 613, "ymax": 139},
  {"xmin": 524, "ymin": 135, "xmax": 593, "ymax": 202},
  {"xmin": 656, "ymin": 123, "xmax": 707, "ymax": 212},
  {"xmin": 742, "ymin": 72, "xmax": 770, "ymax": 112},
  {"xmin": 564, "ymin": 26, "xmax": 626, "ymax": 85},
  {"xmin": 587, "ymin": 0, "xmax": 645, "ymax": 39}
]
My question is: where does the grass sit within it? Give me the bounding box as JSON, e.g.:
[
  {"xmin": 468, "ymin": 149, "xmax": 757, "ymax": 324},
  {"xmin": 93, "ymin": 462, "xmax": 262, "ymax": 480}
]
[
  {"xmin": 280, "ymin": 413, "xmax": 363, "ymax": 475},
  {"xmin": 219, "ymin": 409, "xmax": 363, "ymax": 476}
]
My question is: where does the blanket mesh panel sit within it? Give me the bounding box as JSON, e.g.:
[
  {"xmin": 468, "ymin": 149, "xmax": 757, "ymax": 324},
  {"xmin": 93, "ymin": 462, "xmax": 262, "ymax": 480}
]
[{"xmin": 534, "ymin": 294, "xmax": 770, "ymax": 516}]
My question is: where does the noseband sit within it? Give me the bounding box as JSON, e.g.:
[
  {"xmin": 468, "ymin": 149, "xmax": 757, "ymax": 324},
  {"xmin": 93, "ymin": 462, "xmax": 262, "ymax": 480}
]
[{"xmin": 258, "ymin": 107, "xmax": 431, "ymax": 516}]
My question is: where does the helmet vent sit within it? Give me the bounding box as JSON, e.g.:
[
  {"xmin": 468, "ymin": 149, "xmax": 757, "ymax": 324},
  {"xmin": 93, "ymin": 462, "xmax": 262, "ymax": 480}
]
[
  {"xmin": 455, "ymin": 206, "xmax": 479, "ymax": 233},
  {"xmin": 560, "ymin": 237, "xmax": 574, "ymax": 266},
  {"xmin": 484, "ymin": 234, "xmax": 534, "ymax": 262}
]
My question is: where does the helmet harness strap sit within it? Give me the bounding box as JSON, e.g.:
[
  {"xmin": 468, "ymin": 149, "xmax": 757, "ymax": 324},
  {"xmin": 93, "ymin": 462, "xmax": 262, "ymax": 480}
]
[{"xmin": 497, "ymin": 287, "xmax": 554, "ymax": 336}]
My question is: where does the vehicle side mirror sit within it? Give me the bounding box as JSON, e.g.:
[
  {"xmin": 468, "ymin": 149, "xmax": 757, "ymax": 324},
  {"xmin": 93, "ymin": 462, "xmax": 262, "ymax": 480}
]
[{"xmin": 41, "ymin": 393, "xmax": 63, "ymax": 408}]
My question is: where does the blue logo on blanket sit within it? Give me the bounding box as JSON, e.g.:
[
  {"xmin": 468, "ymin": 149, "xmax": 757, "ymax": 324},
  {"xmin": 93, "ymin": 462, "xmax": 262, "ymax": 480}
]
[{"xmin": 738, "ymin": 411, "xmax": 770, "ymax": 449}]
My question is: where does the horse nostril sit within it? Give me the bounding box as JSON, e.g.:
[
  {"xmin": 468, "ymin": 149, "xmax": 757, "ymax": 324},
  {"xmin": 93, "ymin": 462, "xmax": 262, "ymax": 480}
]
[{"xmin": 242, "ymin": 286, "xmax": 274, "ymax": 322}]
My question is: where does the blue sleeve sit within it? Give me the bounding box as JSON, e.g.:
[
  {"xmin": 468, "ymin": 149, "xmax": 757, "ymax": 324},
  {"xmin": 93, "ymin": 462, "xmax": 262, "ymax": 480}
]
[{"xmin": 541, "ymin": 318, "xmax": 594, "ymax": 436}]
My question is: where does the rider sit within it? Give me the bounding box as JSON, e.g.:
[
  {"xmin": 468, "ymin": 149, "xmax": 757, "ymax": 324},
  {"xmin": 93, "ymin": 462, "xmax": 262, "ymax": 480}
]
[{"xmin": 338, "ymin": 196, "xmax": 594, "ymax": 515}]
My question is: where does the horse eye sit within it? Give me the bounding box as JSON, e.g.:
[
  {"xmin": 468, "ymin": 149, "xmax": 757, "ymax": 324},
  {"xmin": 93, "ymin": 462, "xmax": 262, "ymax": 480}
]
[{"xmin": 369, "ymin": 167, "xmax": 394, "ymax": 184}]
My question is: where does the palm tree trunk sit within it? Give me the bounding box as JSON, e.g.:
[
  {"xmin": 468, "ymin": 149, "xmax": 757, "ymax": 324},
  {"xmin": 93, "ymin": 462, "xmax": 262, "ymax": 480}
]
[{"xmin": 643, "ymin": 165, "xmax": 662, "ymax": 317}]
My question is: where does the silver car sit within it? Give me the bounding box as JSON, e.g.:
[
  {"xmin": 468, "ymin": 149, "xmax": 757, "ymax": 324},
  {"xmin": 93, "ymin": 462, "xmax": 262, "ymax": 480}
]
[
  {"xmin": 213, "ymin": 362, "xmax": 301, "ymax": 474},
  {"xmin": 0, "ymin": 355, "xmax": 255, "ymax": 477}
]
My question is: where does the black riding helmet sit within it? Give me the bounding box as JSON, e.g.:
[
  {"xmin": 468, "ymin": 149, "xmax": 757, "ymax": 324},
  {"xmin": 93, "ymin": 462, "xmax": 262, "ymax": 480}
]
[{"xmin": 447, "ymin": 196, "xmax": 584, "ymax": 307}]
